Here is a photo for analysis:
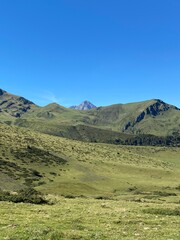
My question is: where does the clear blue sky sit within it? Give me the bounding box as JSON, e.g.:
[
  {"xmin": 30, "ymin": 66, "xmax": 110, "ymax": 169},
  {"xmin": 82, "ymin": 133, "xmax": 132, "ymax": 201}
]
[{"xmin": 0, "ymin": 0, "xmax": 180, "ymax": 107}]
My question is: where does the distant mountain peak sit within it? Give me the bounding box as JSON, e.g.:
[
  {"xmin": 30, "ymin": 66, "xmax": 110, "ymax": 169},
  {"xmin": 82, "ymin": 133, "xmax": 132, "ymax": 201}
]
[{"xmin": 70, "ymin": 100, "xmax": 97, "ymax": 110}]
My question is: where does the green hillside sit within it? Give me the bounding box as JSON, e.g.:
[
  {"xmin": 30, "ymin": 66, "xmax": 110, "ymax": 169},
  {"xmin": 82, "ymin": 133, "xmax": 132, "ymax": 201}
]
[
  {"xmin": 0, "ymin": 88, "xmax": 180, "ymax": 145},
  {"xmin": 0, "ymin": 88, "xmax": 37, "ymax": 119},
  {"xmin": 0, "ymin": 123, "xmax": 180, "ymax": 197},
  {"xmin": 0, "ymin": 117, "xmax": 180, "ymax": 240},
  {"xmin": 16, "ymin": 98, "xmax": 180, "ymax": 137},
  {"xmin": 81, "ymin": 99, "xmax": 180, "ymax": 135}
]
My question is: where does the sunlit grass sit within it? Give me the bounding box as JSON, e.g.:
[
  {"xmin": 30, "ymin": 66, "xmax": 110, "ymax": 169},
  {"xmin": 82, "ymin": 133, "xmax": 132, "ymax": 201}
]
[
  {"xmin": 0, "ymin": 123, "xmax": 180, "ymax": 239},
  {"xmin": 0, "ymin": 196, "xmax": 180, "ymax": 240}
]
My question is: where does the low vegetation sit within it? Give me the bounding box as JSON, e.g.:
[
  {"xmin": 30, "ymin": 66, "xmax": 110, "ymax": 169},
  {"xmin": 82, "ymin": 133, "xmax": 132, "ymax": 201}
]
[
  {"xmin": 0, "ymin": 122, "xmax": 180, "ymax": 239},
  {"xmin": 143, "ymin": 207, "xmax": 180, "ymax": 216},
  {"xmin": 0, "ymin": 195, "xmax": 180, "ymax": 240},
  {"xmin": 1, "ymin": 89, "xmax": 180, "ymax": 142},
  {"xmin": 0, "ymin": 187, "xmax": 48, "ymax": 204}
]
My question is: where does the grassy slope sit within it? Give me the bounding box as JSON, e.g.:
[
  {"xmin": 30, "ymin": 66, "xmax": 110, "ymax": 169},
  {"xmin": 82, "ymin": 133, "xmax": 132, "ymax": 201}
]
[
  {"xmin": 1, "ymin": 197, "xmax": 180, "ymax": 240},
  {"xmin": 0, "ymin": 123, "xmax": 180, "ymax": 197},
  {"xmin": 12, "ymin": 99, "xmax": 180, "ymax": 138},
  {"xmin": 86, "ymin": 100, "xmax": 156, "ymax": 129},
  {"xmin": 0, "ymin": 90, "xmax": 179, "ymax": 138},
  {"xmin": 133, "ymin": 108, "xmax": 180, "ymax": 135},
  {"xmin": 0, "ymin": 123, "xmax": 180, "ymax": 240},
  {"xmin": 83, "ymin": 100, "xmax": 180, "ymax": 135},
  {"xmin": 0, "ymin": 90, "xmax": 36, "ymax": 118}
]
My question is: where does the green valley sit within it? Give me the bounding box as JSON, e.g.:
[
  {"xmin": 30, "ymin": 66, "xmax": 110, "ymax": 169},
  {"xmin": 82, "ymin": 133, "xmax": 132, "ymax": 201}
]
[{"xmin": 0, "ymin": 89, "xmax": 180, "ymax": 240}]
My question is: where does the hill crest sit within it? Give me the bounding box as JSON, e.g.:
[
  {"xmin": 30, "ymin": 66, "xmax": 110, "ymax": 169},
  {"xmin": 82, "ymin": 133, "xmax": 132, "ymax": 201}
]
[
  {"xmin": 0, "ymin": 88, "xmax": 179, "ymax": 138},
  {"xmin": 0, "ymin": 88, "xmax": 36, "ymax": 118}
]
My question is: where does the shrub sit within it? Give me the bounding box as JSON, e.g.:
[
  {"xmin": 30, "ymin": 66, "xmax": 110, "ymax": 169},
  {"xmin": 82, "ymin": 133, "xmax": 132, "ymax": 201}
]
[
  {"xmin": 143, "ymin": 208, "xmax": 180, "ymax": 216},
  {"xmin": 0, "ymin": 188, "xmax": 48, "ymax": 204},
  {"xmin": 154, "ymin": 191, "xmax": 177, "ymax": 197},
  {"xmin": 95, "ymin": 196, "xmax": 111, "ymax": 200},
  {"xmin": 63, "ymin": 194, "xmax": 76, "ymax": 199},
  {"xmin": 175, "ymin": 185, "xmax": 180, "ymax": 191}
]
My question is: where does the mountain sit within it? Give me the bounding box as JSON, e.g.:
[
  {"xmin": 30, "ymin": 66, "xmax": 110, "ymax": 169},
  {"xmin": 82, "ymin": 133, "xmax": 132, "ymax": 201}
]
[
  {"xmin": 1, "ymin": 90, "xmax": 180, "ymax": 240},
  {"xmin": 86, "ymin": 99, "xmax": 180, "ymax": 136},
  {"xmin": 14, "ymin": 99, "xmax": 180, "ymax": 142},
  {"xmin": 1, "ymin": 105, "xmax": 180, "ymax": 240},
  {"xmin": 0, "ymin": 88, "xmax": 36, "ymax": 120},
  {"xmin": 0, "ymin": 88, "xmax": 180, "ymax": 143},
  {"xmin": 70, "ymin": 100, "xmax": 97, "ymax": 110}
]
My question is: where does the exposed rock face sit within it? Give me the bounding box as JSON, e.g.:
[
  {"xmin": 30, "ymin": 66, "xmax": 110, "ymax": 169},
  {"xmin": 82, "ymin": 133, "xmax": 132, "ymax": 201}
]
[
  {"xmin": 70, "ymin": 101, "xmax": 97, "ymax": 110},
  {"xmin": 124, "ymin": 121, "xmax": 131, "ymax": 130},
  {"xmin": 17, "ymin": 97, "xmax": 34, "ymax": 105},
  {"xmin": 135, "ymin": 111, "xmax": 146, "ymax": 123},
  {"xmin": 145, "ymin": 99, "xmax": 175, "ymax": 116}
]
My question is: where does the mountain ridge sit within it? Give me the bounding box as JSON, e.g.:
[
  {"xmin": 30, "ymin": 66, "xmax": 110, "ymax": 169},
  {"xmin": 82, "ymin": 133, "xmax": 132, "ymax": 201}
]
[
  {"xmin": 0, "ymin": 88, "xmax": 179, "ymax": 140},
  {"xmin": 0, "ymin": 88, "xmax": 36, "ymax": 118}
]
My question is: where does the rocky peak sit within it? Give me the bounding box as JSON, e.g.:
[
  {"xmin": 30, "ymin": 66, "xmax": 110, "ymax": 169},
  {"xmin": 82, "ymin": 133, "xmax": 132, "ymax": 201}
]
[
  {"xmin": 146, "ymin": 99, "xmax": 179, "ymax": 116},
  {"xmin": 136, "ymin": 99, "xmax": 179, "ymax": 121},
  {"xmin": 70, "ymin": 101, "xmax": 97, "ymax": 110}
]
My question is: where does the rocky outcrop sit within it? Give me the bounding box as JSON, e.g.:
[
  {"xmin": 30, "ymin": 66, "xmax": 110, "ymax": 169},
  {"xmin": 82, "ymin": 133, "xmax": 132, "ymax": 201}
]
[
  {"xmin": 124, "ymin": 121, "xmax": 131, "ymax": 130},
  {"xmin": 145, "ymin": 99, "xmax": 176, "ymax": 116},
  {"xmin": 17, "ymin": 97, "xmax": 34, "ymax": 105},
  {"xmin": 135, "ymin": 111, "xmax": 146, "ymax": 123}
]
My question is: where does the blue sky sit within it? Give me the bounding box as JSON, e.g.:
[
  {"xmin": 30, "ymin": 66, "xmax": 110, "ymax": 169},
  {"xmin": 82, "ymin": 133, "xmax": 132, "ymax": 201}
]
[{"xmin": 0, "ymin": 0, "xmax": 180, "ymax": 107}]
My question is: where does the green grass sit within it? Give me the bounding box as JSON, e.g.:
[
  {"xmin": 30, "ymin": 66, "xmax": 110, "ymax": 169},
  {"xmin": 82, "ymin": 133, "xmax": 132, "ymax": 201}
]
[
  {"xmin": 0, "ymin": 123, "xmax": 180, "ymax": 239},
  {"xmin": 9, "ymin": 97, "xmax": 180, "ymax": 137},
  {"xmin": 0, "ymin": 196, "xmax": 180, "ymax": 240},
  {"xmin": 0, "ymin": 123, "xmax": 180, "ymax": 197},
  {"xmin": 1, "ymin": 89, "xmax": 180, "ymax": 142},
  {"xmin": 1, "ymin": 90, "xmax": 180, "ymax": 240},
  {"xmin": 0, "ymin": 89, "xmax": 36, "ymax": 118}
]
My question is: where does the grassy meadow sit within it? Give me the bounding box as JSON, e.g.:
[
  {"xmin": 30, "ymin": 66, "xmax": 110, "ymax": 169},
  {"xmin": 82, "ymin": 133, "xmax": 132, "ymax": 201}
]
[
  {"xmin": 0, "ymin": 123, "xmax": 180, "ymax": 239},
  {"xmin": 1, "ymin": 196, "xmax": 180, "ymax": 240}
]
